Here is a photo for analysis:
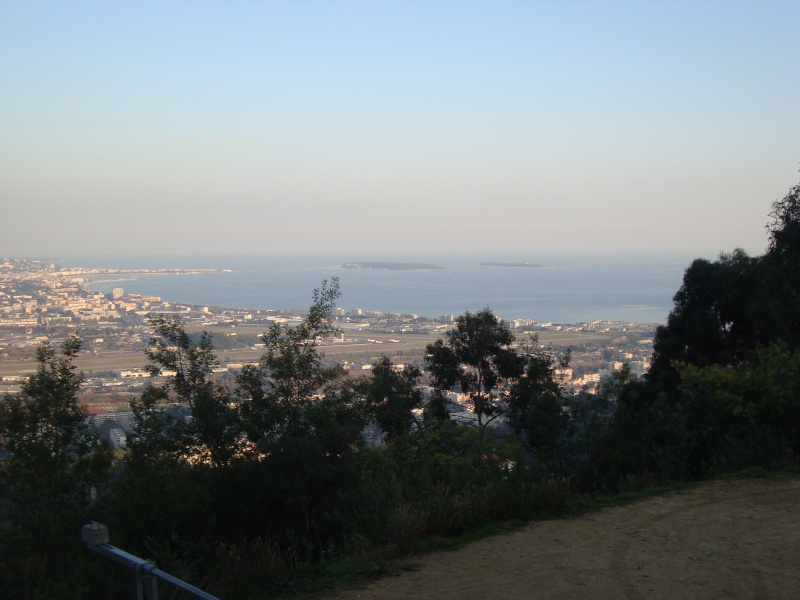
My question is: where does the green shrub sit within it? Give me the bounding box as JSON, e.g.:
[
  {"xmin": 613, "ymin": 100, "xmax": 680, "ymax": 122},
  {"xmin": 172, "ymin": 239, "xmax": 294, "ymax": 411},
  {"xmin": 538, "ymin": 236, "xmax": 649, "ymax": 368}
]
[
  {"xmin": 528, "ymin": 475, "xmax": 571, "ymax": 516},
  {"xmin": 388, "ymin": 501, "xmax": 428, "ymax": 554},
  {"xmin": 212, "ymin": 538, "xmax": 293, "ymax": 596}
]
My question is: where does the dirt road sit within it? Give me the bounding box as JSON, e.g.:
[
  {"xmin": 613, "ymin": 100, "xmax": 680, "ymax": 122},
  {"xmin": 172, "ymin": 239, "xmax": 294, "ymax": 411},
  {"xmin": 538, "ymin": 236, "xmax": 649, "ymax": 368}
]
[{"xmin": 332, "ymin": 477, "xmax": 800, "ymax": 599}]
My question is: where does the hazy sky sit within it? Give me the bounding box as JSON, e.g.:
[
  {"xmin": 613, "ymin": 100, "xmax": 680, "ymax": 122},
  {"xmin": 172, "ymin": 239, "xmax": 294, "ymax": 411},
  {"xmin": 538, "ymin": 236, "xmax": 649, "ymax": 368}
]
[{"xmin": 1, "ymin": 0, "xmax": 798, "ymax": 258}]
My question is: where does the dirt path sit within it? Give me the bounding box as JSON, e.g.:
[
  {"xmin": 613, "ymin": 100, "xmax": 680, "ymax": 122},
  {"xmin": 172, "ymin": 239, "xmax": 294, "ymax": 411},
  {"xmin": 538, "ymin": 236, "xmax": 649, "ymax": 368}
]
[{"xmin": 331, "ymin": 478, "xmax": 800, "ymax": 599}]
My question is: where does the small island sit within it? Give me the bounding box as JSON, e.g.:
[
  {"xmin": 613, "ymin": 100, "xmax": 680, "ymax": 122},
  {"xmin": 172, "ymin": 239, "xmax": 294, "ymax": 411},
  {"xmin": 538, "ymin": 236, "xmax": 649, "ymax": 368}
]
[
  {"xmin": 341, "ymin": 262, "xmax": 442, "ymax": 271},
  {"xmin": 478, "ymin": 262, "xmax": 543, "ymax": 268}
]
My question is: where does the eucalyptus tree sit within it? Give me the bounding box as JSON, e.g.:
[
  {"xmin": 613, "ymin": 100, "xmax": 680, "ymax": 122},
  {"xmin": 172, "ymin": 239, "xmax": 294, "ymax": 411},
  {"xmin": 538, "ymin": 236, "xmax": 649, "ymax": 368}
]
[
  {"xmin": 237, "ymin": 278, "xmax": 346, "ymax": 442},
  {"xmin": 234, "ymin": 278, "xmax": 368, "ymax": 563},
  {"xmin": 425, "ymin": 309, "xmax": 524, "ymax": 436}
]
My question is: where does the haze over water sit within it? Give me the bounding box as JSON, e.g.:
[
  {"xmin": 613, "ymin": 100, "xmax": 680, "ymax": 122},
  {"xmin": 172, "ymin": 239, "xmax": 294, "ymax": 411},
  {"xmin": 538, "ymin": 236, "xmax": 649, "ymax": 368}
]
[{"xmin": 75, "ymin": 252, "xmax": 701, "ymax": 324}]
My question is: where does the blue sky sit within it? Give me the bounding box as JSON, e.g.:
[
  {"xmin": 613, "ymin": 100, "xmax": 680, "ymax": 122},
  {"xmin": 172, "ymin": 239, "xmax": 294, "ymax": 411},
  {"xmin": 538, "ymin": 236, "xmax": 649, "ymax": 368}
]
[{"xmin": 1, "ymin": 0, "xmax": 798, "ymax": 257}]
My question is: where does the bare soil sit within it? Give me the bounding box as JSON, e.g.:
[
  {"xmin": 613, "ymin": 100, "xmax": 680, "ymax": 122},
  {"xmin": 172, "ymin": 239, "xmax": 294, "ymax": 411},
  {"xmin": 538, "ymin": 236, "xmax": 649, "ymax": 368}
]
[{"xmin": 331, "ymin": 477, "xmax": 800, "ymax": 599}]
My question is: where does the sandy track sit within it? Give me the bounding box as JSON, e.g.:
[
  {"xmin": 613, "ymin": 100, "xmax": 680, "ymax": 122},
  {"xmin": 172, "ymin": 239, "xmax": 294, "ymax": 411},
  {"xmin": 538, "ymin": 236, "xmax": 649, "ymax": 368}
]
[{"xmin": 331, "ymin": 478, "xmax": 800, "ymax": 599}]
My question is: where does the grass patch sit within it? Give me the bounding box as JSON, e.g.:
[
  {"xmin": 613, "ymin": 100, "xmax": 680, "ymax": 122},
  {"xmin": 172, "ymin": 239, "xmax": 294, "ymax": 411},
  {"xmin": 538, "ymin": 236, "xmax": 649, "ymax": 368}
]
[
  {"xmin": 256, "ymin": 521, "xmax": 530, "ymax": 599},
  {"xmin": 733, "ymin": 466, "xmax": 771, "ymax": 479},
  {"xmin": 263, "ymin": 468, "xmax": 800, "ymax": 598},
  {"xmin": 269, "ymin": 484, "xmax": 687, "ymax": 598},
  {"xmin": 258, "ymin": 560, "xmax": 393, "ymax": 599},
  {"xmin": 417, "ymin": 521, "xmax": 525, "ymax": 554},
  {"xmin": 730, "ymin": 464, "xmax": 800, "ymax": 480},
  {"xmin": 565, "ymin": 482, "xmax": 687, "ymax": 517}
]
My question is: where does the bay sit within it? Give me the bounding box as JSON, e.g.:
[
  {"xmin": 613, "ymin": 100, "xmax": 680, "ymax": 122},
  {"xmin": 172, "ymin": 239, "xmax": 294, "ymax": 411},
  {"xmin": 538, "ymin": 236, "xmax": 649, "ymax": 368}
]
[{"xmin": 66, "ymin": 252, "xmax": 707, "ymax": 324}]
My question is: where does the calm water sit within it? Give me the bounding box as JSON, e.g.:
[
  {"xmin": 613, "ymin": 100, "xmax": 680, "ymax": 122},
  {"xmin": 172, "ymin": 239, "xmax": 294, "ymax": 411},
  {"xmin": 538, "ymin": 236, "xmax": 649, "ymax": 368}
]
[{"xmin": 63, "ymin": 253, "xmax": 704, "ymax": 324}]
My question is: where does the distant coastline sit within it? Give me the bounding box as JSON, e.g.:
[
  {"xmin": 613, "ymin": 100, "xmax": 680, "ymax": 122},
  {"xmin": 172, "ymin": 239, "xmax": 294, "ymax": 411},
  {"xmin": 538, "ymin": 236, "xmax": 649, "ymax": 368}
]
[
  {"xmin": 478, "ymin": 262, "xmax": 543, "ymax": 268},
  {"xmin": 71, "ymin": 253, "xmax": 684, "ymax": 324},
  {"xmin": 341, "ymin": 262, "xmax": 442, "ymax": 271}
]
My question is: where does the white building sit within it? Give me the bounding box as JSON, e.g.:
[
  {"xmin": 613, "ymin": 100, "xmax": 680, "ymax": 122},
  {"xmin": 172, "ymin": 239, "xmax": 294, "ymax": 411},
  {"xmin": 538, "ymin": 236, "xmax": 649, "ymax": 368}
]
[{"xmin": 109, "ymin": 428, "xmax": 127, "ymax": 449}]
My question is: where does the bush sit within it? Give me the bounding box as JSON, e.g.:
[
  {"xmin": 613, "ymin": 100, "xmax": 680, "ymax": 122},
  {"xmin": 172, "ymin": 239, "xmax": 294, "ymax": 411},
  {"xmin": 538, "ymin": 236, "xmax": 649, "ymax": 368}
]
[
  {"xmin": 388, "ymin": 501, "xmax": 428, "ymax": 554},
  {"xmin": 527, "ymin": 475, "xmax": 571, "ymax": 517},
  {"xmin": 211, "ymin": 538, "xmax": 293, "ymax": 596}
]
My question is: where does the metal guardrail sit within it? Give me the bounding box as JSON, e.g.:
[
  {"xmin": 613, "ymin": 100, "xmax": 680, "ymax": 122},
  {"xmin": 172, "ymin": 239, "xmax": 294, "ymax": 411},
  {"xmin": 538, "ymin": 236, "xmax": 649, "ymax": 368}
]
[{"xmin": 81, "ymin": 522, "xmax": 221, "ymax": 600}]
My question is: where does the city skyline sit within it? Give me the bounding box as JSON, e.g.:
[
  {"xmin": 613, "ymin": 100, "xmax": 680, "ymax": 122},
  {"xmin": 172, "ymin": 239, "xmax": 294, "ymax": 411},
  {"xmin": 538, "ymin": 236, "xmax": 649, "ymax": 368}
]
[{"xmin": 1, "ymin": 1, "xmax": 798, "ymax": 258}]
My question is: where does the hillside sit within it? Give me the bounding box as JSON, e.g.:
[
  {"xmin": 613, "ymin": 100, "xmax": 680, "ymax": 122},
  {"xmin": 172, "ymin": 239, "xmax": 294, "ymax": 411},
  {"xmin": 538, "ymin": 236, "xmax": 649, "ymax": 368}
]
[{"xmin": 329, "ymin": 477, "xmax": 800, "ymax": 599}]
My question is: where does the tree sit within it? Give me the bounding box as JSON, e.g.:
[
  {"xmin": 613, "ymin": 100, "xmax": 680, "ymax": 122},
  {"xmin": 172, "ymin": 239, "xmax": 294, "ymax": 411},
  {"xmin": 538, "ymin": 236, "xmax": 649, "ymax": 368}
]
[
  {"xmin": 425, "ymin": 309, "xmax": 524, "ymax": 436},
  {"xmin": 633, "ymin": 250, "xmax": 767, "ymax": 479},
  {"xmin": 0, "ymin": 335, "xmax": 111, "ymax": 596},
  {"xmin": 358, "ymin": 356, "xmax": 423, "ymax": 440},
  {"xmin": 648, "ymin": 249, "xmax": 762, "ymax": 390},
  {"xmin": 233, "ymin": 278, "xmax": 368, "ymax": 563},
  {"xmin": 650, "ymin": 175, "xmax": 800, "ymax": 388},
  {"xmin": 767, "ymin": 176, "xmax": 800, "ymax": 260},
  {"xmin": 238, "ymin": 278, "xmax": 344, "ymax": 443},
  {"xmin": 670, "ymin": 343, "xmax": 800, "ymax": 471},
  {"xmin": 110, "ymin": 316, "xmax": 244, "ymax": 571},
  {"xmin": 619, "ymin": 174, "xmax": 800, "ymax": 481},
  {"xmin": 138, "ymin": 315, "xmax": 241, "ymax": 467},
  {"xmin": 763, "ymin": 176, "xmax": 800, "ymax": 345},
  {"xmin": 253, "ymin": 383, "xmax": 367, "ymax": 564},
  {"xmin": 507, "ymin": 342, "xmax": 570, "ymax": 463}
]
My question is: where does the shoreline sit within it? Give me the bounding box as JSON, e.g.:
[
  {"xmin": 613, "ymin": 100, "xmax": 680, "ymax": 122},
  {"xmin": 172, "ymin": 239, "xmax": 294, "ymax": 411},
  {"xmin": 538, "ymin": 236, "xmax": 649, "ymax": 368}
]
[{"xmin": 5, "ymin": 256, "xmax": 675, "ymax": 325}]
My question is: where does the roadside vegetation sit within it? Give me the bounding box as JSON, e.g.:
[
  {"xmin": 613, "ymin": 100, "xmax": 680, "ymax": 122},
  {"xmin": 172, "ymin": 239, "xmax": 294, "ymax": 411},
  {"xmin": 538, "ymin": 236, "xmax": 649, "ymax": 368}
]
[{"xmin": 1, "ymin": 176, "xmax": 799, "ymax": 599}]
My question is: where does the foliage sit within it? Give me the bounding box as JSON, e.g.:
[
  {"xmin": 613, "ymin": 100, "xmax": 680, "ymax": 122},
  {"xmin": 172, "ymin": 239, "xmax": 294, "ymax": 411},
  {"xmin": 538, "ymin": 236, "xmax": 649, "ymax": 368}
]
[
  {"xmin": 763, "ymin": 177, "xmax": 800, "ymax": 345},
  {"xmin": 366, "ymin": 422, "xmax": 563, "ymax": 547},
  {"xmin": 357, "ymin": 356, "xmax": 423, "ymax": 441},
  {"xmin": 107, "ymin": 278, "xmax": 370, "ymax": 583},
  {"xmin": 556, "ymin": 381, "xmax": 618, "ymax": 485},
  {"xmin": 651, "ymin": 175, "xmax": 800, "ymax": 390},
  {"xmin": 602, "ymin": 174, "xmax": 800, "ymax": 485},
  {"xmin": 249, "ymin": 383, "xmax": 368, "ymax": 565},
  {"xmin": 673, "ymin": 343, "xmax": 800, "ymax": 470},
  {"xmin": 425, "ymin": 308, "xmax": 523, "ymax": 433},
  {"xmin": 0, "ymin": 335, "xmax": 113, "ymax": 598},
  {"xmin": 139, "ymin": 315, "xmax": 241, "ymax": 467},
  {"xmin": 233, "ymin": 278, "xmax": 368, "ymax": 564},
  {"xmin": 767, "ymin": 176, "xmax": 800, "ymax": 259},
  {"xmin": 648, "ymin": 249, "xmax": 763, "ymax": 390},
  {"xmin": 238, "ymin": 278, "xmax": 344, "ymax": 443},
  {"xmin": 507, "ymin": 342, "xmax": 570, "ymax": 462}
]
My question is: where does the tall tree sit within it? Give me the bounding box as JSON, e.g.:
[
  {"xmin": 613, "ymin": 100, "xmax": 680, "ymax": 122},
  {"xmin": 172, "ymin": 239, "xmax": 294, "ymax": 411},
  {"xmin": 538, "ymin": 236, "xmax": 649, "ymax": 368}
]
[
  {"xmin": 234, "ymin": 278, "xmax": 367, "ymax": 563},
  {"xmin": 650, "ymin": 174, "xmax": 800, "ymax": 387},
  {"xmin": 763, "ymin": 176, "xmax": 800, "ymax": 345},
  {"xmin": 425, "ymin": 309, "xmax": 524, "ymax": 435},
  {"xmin": 648, "ymin": 249, "xmax": 761, "ymax": 390},
  {"xmin": 109, "ymin": 320, "xmax": 231, "ymax": 563},
  {"xmin": 618, "ymin": 174, "xmax": 800, "ymax": 481},
  {"xmin": 0, "ymin": 335, "xmax": 111, "ymax": 595},
  {"xmin": 140, "ymin": 315, "xmax": 241, "ymax": 467},
  {"xmin": 507, "ymin": 341, "xmax": 569, "ymax": 460},
  {"xmin": 238, "ymin": 278, "xmax": 344, "ymax": 442},
  {"xmin": 358, "ymin": 356, "xmax": 423, "ymax": 440}
]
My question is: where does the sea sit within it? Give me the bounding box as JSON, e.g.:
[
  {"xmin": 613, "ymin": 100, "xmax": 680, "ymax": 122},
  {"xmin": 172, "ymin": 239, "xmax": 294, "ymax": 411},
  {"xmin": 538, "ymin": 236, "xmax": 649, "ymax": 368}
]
[{"xmin": 63, "ymin": 252, "xmax": 709, "ymax": 325}]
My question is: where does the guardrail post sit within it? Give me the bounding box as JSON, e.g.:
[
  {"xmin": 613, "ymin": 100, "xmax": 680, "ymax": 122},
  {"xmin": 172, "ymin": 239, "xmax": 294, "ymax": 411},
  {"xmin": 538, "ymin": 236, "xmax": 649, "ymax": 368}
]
[{"xmin": 82, "ymin": 522, "xmax": 219, "ymax": 600}]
